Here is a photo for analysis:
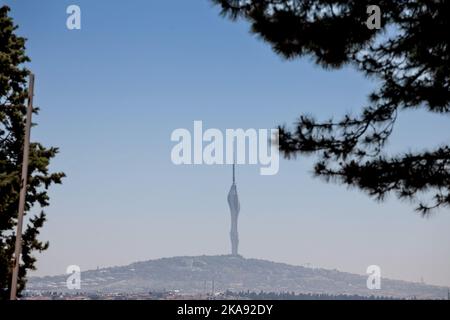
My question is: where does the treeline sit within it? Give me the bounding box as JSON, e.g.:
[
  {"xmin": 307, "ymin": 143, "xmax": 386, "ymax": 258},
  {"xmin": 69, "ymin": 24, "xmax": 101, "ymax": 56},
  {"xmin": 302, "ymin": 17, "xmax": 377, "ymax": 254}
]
[{"xmin": 226, "ymin": 290, "xmax": 397, "ymax": 300}]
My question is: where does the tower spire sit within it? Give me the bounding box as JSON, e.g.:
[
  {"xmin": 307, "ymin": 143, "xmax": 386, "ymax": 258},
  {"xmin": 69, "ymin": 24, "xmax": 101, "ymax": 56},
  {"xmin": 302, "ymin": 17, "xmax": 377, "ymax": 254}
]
[{"xmin": 227, "ymin": 163, "xmax": 240, "ymax": 256}]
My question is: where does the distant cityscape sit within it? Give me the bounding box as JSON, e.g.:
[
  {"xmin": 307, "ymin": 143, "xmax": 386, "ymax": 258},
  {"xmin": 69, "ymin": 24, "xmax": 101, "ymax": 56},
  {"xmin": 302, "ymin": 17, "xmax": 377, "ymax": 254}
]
[
  {"xmin": 22, "ymin": 290, "xmax": 431, "ymax": 301},
  {"xmin": 26, "ymin": 255, "xmax": 450, "ymax": 300}
]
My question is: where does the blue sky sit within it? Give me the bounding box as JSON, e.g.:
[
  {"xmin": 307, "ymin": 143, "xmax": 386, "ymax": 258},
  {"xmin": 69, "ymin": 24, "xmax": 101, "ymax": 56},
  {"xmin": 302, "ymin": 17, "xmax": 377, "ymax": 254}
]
[{"xmin": 3, "ymin": 0, "xmax": 450, "ymax": 287}]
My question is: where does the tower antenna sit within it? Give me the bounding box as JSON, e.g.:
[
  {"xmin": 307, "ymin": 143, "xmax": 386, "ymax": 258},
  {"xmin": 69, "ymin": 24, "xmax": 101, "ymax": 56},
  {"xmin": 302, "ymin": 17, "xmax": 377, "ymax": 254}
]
[{"xmin": 232, "ymin": 163, "xmax": 235, "ymax": 184}]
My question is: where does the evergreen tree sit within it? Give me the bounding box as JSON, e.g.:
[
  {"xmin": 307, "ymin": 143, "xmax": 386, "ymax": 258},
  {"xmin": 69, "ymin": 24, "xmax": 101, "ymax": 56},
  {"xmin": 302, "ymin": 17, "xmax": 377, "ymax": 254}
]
[
  {"xmin": 0, "ymin": 6, "xmax": 65, "ymax": 299},
  {"xmin": 212, "ymin": 0, "xmax": 449, "ymax": 214}
]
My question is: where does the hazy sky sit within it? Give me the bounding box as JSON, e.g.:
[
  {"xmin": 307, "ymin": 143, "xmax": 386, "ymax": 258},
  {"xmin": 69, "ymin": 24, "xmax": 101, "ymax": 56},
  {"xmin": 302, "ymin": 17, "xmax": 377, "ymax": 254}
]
[{"xmin": 3, "ymin": 0, "xmax": 450, "ymax": 286}]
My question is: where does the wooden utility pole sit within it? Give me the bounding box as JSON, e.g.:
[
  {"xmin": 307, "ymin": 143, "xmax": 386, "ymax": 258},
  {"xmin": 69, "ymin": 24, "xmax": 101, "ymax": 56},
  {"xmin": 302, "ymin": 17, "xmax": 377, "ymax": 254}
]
[{"xmin": 10, "ymin": 73, "xmax": 34, "ymax": 300}]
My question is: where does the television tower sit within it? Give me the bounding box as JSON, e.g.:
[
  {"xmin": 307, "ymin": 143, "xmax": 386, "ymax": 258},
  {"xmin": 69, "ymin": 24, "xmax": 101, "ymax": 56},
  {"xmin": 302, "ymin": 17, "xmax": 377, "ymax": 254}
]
[{"xmin": 227, "ymin": 164, "xmax": 240, "ymax": 256}]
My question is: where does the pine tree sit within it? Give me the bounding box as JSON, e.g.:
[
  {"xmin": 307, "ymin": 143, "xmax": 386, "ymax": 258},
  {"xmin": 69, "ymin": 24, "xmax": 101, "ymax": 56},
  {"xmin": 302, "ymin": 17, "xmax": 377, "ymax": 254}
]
[
  {"xmin": 212, "ymin": 0, "xmax": 450, "ymax": 214},
  {"xmin": 0, "ymin": 6, "xmax": 65, "ymax": 299}
]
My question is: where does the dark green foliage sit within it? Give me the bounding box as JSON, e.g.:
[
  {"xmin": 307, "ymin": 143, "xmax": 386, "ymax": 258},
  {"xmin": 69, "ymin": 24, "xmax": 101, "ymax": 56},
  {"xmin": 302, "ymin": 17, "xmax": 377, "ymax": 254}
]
[
  {"xmin": 212, "ymin": 0, "xmax": 450, "ymax": 214},
  {"xmin": 0, "ymin": 6, "xmax": 65, "ymax": 299}
]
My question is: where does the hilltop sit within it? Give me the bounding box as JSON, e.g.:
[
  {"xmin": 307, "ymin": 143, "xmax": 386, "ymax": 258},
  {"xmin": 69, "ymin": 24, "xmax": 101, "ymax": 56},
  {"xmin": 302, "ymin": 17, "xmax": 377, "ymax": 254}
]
[{"xmin": 28, "ymin": 255, "xmax": 448, "ymax": 299}]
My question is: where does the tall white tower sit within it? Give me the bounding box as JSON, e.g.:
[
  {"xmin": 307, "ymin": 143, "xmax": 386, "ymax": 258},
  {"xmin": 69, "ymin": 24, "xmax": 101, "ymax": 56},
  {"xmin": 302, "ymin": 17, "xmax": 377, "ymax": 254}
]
[{"xmin": 227, "ymin": 164, "xmax": 240, "ymax": 256}]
